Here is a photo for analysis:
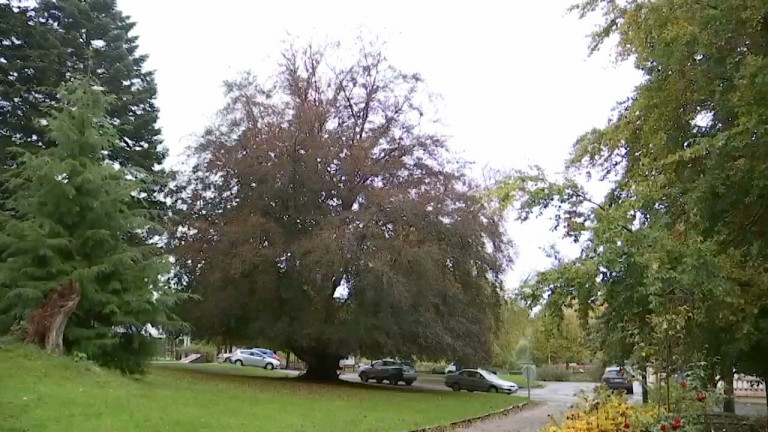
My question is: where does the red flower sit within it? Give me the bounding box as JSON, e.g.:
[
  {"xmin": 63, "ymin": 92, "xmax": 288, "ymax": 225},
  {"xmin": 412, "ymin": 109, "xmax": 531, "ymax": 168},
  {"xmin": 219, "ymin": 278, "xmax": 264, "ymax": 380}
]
[
  {"xmin": 680, "ymin": 381, "xmax": 687, "ymax": 388},
  {"xmin": 696, "ymin": 392, "xmax": 707, "ymax": 402},
  {"xmin": 624, "ymin": 422, "xmax": 631, "ymax": 430},
  {"xmin": 660, "ymin": 424, "xmax": 668, "ymax": 432},
  {"xmin": 671, "ymin": 418, "xmax": 683, "ymax": 430}
]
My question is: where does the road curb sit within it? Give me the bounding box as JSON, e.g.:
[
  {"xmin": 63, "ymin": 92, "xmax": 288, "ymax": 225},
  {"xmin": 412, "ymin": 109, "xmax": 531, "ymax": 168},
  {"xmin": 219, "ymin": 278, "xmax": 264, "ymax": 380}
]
[{"xmin": 409, "ymin": 401, "xmax": 531, "ymax": 432}]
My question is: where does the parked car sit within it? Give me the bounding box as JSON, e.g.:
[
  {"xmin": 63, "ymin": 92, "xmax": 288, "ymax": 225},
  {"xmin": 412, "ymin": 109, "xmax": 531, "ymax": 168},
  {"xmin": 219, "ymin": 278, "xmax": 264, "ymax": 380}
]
[
  {"xmin": 250, "ymin": 348, "xmax": 282, "ymax": 364},
  {"xmin": 358, "ymin": 359, "xmax": 417, "ymax": 386},
  {"xmin": 229, "ymin": 349, "xmax": 281, "ymax": 370},
  {"xmin": 217, "ymin": 352, "xmax": 232, "ymax": 363},
  {"xmin": 444, "ymin": 369, "xmax": 519, "ymax": 394},
  {"xmin": 602, "ymin": 366, "xmax": 633, "ymax": 394},
  {"xmin": 444, "ymin": 362, "xmax": 464, "ymax": 374}
]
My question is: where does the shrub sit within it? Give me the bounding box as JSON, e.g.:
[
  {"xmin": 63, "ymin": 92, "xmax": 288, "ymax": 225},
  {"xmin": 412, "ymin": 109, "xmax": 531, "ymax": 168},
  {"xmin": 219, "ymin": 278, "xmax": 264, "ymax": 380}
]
[
  {"xmin": 546, "ymin": 388, "xmax": 665, "ymax": 432},
  {"xmin": 88, "ymin": 332, "xmax": 162, "ymax": 375},
  {"xmin": 537, "ymin": 365, "xmax": 572, "ymax": 381},
  {"xmin": 176, "ymin": 343, "xmax": 217, "ymax": 363},
  {"xmin": 415, "ymin": 361, "xmax": 448, "ymax": 374}
]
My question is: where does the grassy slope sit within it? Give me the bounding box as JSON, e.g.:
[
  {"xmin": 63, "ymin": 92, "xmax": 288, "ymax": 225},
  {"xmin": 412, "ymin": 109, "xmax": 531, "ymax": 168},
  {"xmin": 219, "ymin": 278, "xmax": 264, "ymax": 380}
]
[
  {"xmin": 0, "ymin": 345, "xmax": 524, "ymax": 432},
  {"xmin": 499, "ymin": 374, "xmax": 543, "ymax": 388}
]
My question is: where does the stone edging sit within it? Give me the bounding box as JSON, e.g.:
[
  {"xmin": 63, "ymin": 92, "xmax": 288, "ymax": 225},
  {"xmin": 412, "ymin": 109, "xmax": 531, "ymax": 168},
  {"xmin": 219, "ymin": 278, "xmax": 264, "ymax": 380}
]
[{"xmin": 409, "ymin": 401, "xmax": 531, "ymax": 432}]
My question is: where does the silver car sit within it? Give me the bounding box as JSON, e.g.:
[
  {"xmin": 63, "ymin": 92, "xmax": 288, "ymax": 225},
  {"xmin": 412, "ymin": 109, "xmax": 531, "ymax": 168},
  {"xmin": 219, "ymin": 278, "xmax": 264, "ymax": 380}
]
[
  {"xmin": 444, "ymin": 368, "xmax": 519, "ymax": 394},
  {"xmin": 229, "ymin": 349, "xmax": 281, "ymax": 370}
]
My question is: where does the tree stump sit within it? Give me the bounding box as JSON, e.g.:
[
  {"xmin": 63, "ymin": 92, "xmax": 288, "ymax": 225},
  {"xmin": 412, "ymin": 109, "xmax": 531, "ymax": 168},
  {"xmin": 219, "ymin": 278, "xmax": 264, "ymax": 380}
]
[{"xmin": 25, "ymin": 280, "xmax": 81, "ymax": 355}]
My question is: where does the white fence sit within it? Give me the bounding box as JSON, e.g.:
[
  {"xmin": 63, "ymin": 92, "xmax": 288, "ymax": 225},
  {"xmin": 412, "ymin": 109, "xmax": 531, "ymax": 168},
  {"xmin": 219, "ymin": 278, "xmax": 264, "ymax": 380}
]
[
  {"xmin": 647, "ymin": 369, "xmax": 765, "ymax": 398},
  {"xmin": 734, "ymin": 375, "xmax": 765, "ymax": 398}
]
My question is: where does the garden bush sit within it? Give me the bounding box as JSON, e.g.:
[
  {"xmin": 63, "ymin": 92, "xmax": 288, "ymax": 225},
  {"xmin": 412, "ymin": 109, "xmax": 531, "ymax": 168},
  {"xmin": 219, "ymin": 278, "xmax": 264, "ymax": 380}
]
[
  {"xmin": 536, "ymin": 365, "xmax": 572, "ymax": 381},
  {"xmin": 547, "ymin": 383, "xmax": 720, "ymax": 432},
  {"xmin": 415, "ymin": 361, "xmax": 448, "ymax": 374},
  {"xmin": 546, "ymin": 388, "xmax": 664, "ymax": 432}
]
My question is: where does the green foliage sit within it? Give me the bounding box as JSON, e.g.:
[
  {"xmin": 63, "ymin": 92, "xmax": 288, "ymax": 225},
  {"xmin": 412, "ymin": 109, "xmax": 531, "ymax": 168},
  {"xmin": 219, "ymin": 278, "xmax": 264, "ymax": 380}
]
[
  {"xmin": 494, "ymin": 0, "xmax": 768, "ymax": 411},
  {"xmin": 0, "ymin": 80, "xmax": 183, "ymax": 373},
  {"xmin": 0, "ymin": 0, "xmax": 165, "ymax": 173},
  {"xmin": 492, "ymin": 300, "xmax": 531, "ymax": 369},
  {"xmin": 529, "ymin": 308, "xmax": 590, "ymax": 367},
  {"xmin": 89, "ymin": 332, "xmax": 162, "ymax": 375}
]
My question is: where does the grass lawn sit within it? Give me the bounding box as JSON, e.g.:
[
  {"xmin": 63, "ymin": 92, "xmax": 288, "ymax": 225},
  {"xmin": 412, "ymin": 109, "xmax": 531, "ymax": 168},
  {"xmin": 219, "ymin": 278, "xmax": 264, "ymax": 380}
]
[
  {"xmin": 0, "ymin": 345, "xmax": 525, "ymax": 432},
  {"xmin": 499, "ymin": 374, "xmax": 542, "ymax": 388}
]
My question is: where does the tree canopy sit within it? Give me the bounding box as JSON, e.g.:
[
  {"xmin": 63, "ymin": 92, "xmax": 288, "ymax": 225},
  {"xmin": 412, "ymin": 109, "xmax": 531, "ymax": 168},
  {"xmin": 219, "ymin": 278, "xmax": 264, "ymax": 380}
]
[
  {"xmin": 172, "ymin": 43, "xmax": 513, "ymax": 379},
  {"xmin": 494, "ymin": 0, "xmax": 768, "ymax": 410},
  {"xmin": 0, "ymin": 0, "xmax": 165, "ymax": 180}
]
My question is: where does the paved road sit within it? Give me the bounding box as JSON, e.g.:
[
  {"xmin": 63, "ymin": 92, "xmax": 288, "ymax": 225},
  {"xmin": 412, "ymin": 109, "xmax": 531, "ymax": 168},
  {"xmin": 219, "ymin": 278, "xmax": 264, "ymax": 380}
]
[
  {"xmin": 340, "ymin": 372, "xmax": 613, "ymax": 404},
  {"xmin": 339, "ymin": 373, "xmax": 646, "ymax": 431}
]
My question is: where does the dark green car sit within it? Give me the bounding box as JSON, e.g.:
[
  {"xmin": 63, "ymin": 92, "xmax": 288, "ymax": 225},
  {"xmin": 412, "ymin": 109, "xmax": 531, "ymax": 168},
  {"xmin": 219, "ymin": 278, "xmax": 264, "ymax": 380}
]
[{"xmin": 444, "ymin": 369, "xmax": 519, "ymax": 394}]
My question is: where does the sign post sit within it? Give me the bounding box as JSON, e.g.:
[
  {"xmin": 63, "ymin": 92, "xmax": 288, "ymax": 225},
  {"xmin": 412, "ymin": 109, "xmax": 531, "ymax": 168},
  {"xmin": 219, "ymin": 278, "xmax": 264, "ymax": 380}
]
[{"xmin": 521, "ymin": 364, "xmax": 537, "ymax": 400}]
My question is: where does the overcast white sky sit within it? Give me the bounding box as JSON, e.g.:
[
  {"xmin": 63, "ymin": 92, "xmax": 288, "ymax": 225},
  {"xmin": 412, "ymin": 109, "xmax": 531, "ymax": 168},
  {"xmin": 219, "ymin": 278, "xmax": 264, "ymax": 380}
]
[{"xmin": 117, "ymin": 0, "xmax": 641, "ymax": 290}]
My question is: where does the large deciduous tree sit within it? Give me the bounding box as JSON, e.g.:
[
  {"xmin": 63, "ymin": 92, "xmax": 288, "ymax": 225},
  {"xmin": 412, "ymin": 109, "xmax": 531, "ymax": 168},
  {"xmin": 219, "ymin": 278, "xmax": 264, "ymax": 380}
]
[
  {"xmin": 173, "ymin": 44, "xmax": 512, "ymax": 380},
  {"xmin": 0, "ymin": 80, "xmax": 182, "ymax": 373},
  {"xmin": 495, "ymin": 0, "xmax": 768, "ymax": 411}
]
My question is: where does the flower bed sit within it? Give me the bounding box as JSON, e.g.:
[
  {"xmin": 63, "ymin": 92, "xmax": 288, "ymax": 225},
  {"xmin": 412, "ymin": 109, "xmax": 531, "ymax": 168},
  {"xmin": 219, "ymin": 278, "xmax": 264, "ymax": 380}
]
[{"xmin": 545, "ymin": 382, "xmax": 724, "ymax": 432}]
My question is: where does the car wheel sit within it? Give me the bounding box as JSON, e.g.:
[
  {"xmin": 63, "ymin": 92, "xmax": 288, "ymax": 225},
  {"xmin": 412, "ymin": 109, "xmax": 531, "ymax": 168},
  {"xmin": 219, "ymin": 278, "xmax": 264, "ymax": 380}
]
[
  {"xmin": 265, "ymin": 363, "xmax": 274, "ymax": 370},
  {"xmin": 489, "ymin": 386, "xmax": 498, "ymax": 393},
  {"xmin": 360, "ymin": 374, "xmax": 369, "ymax": 383},
  {"xmin": 451, "ymin": 384, "xmax": 461, "ymax": 392},
  {"xmin": 405, "ymin": 380, "xmax": 414, "ymax": 386},
  {"xmin": 235, "ymin": 360, "xmax": 243, "ymax": 366}
]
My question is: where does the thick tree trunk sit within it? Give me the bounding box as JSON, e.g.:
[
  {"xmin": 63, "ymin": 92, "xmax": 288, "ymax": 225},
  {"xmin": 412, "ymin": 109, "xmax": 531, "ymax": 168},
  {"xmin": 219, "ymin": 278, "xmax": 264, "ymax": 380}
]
[
  {"xmin": 296, "ymin": 350, "xmax": 343, "ymax": 381},
  {"xmin": 762, "ymin": 374, "xmax": 768, "ymax": 421},
  {"xmin": 721, "ymin": 363, "xmax": 735, "ymax": 413},
  {"xmin": 25, "ymin": 280, "xmax": 81, "ymax": 355},
  {"xmin": 641, "ymin": 365, "xmax": 649, "ymax": 404}
]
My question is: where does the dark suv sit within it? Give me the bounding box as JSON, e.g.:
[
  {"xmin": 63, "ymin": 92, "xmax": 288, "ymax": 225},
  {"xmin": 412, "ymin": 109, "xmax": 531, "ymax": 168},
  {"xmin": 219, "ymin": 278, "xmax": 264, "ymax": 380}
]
[
  {"xmin": 602, "ymin": 366, "xmax": 634, "ymax": 394},
  {"xmin": 358, "ymin": 359, "xmax": 417, "ymax": 386}
]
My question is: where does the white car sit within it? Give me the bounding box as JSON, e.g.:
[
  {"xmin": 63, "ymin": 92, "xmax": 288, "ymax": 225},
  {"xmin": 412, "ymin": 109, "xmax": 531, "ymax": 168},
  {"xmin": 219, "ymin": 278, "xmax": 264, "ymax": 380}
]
[{"xmin": 229, "ymin": 349, "xmax": 281, "ymax": 370}]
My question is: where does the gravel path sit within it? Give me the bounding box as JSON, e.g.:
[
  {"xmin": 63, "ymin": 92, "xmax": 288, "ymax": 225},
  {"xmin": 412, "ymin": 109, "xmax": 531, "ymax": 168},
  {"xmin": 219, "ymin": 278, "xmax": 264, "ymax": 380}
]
[
  {"xmin": 456, "ymin": 381, "xmax": 603, "ymax": 432},
  {"xmin": 457, "ymin": 402, "xmax": 569, "ymax": 432}
]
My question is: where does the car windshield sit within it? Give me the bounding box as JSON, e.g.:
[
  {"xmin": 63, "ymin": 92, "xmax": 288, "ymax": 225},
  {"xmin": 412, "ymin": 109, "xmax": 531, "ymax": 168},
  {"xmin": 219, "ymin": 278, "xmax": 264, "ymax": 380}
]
[{"xmin": 478, "ymin": 369, "xmax": 501, "ymax": 380}]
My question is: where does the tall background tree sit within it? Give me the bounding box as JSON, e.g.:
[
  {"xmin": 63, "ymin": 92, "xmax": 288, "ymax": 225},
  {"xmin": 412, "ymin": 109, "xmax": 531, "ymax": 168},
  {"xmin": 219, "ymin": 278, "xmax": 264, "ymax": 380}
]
[
  {"xmin": 0, "ymin": 0, "xmax": 167, "ymax": 334},
  {"xmin": 172, "ymin": 43, "xmax": 513, "ymax": 380},
  {"xmin": 494, "ymin": 0, "xmax": 768, "ymax": 412},
  {"xmin": 0, "ymin": 80, "xmax": 182, "ymax": 373},
  {"xmin": 0, "ymin": 0, "xmax": 164, "ymax": 172}
]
